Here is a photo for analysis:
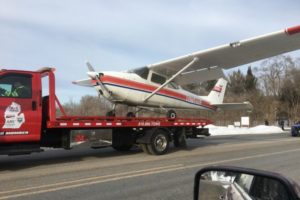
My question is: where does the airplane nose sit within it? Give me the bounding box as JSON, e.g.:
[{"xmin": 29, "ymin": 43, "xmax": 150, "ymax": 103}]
[
  {"xmin": 87, "ymin": 72, "xmax": 103, "ymax": 79},
  {"xmin": 87, "ymin": 72, "xmax": 104, "ymax": 79},
  {"xmin": 87, "ymin": 72, "xmax": 98, "ymax": 79}
]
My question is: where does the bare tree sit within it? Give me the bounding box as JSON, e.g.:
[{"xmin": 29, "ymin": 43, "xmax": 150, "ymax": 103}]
[
  {"xmin": 255, "ymin": 55, "xmax": 296, "ymax": 97},
  {"xmin": 279, "ymin": 68, "xmax": 300, "ymax": 122}
]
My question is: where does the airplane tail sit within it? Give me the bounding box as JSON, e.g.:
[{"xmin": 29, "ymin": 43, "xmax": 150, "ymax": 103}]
[
  {"xmin": 206, "ymin": 78, "xmax": 228, "ymax": 104},
  {"xmin": 205, "ymin": 78, "xmax": 253, "ymax": 111}
]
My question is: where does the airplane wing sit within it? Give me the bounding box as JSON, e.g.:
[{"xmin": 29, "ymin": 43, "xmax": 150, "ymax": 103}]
[
  {"xmin": 175, "ymin": 66, "xmax": 226, "ymax": 85},
  {"xmin": 144, "ymin": 25, "xmax": 300, "ymax": 84},
  {"xmin": 213, "ymin": 101, "xmax": 253, "ymax": 111}
]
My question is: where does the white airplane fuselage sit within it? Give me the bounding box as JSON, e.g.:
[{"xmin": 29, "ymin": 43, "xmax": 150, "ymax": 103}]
[{"xmin": 94, "ymin": 71, "xmax": 217, "ymax": 111}]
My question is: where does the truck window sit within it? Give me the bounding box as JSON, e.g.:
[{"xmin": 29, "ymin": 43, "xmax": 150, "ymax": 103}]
[
  {"xmin": 151, "ymin": 73, "xmax": 166, "ymax": 85},
  {"xmin": 0, "ymin": 73, "xmax": 32, "ymax": 98},
  {"xmin": 234, "ymin": 174, "xmax": 254, "ymax": 193}
]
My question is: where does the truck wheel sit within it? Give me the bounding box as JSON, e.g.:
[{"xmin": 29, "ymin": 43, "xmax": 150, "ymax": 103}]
[
  {"xmin": 147, "ymin": 129, "xmax": 169, "ymax": 155},
  {"xmin": 167, "ymin": 110, "xmax": 176, "ymax": 119},
  {"xmin": 174, "ymin": 130, "xmax": 187, "ymax": 148},
  {"xmin": 140, "ymin": 144, "xmax": 150, "ymax": 154}
]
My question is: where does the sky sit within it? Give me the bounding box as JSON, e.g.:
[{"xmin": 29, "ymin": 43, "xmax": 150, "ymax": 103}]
[{"xmin": 0, "ymin": 0, "xmax": 300, "ymax": 103}]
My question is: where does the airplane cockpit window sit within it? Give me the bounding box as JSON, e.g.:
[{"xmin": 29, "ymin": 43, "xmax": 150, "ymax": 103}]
[
  {"xmin": 129, "ymin": 67, "xmax": 149, "ymax": 80},
  {"xmin": 151, "ymin": 73, "xmax": 166, "ymax": 85}
]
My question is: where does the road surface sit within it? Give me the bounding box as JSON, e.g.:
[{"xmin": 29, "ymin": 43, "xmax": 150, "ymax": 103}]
[{"xmin": 1, "ymin": 133, "xmax": 300, "ymax": 200}]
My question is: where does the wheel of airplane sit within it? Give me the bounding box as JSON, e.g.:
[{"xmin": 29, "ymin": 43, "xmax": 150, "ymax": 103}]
[
  {"xmin": 106, "ymin": 110, "xmax": 116, "ymax": 117},
  {"xmin": 126, "ymin": 112, "xmax": 136, "ymax": 118},
  {"xmin": 167, "ymin": 110, "xmax": 177, "ymax": 119}
]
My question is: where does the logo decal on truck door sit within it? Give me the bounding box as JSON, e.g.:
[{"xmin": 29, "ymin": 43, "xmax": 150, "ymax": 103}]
[{"xmin": 2, "ymin": 102, "xmax": 25, "ymax": 129}]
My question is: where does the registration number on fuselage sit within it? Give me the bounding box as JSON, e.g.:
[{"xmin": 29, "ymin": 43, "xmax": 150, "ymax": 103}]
[{"xmin": 186, "ymin": 96, "xmax": 201, "ymax": 105}]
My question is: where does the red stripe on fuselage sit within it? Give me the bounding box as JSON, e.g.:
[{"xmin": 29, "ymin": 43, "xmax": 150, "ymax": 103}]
[{"xmin": 96, "ymin": 75, "xmax": 216, "ymax": 110}]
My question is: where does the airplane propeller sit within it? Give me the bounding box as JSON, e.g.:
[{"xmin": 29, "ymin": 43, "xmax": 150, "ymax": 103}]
[
  {"xmin": 86, "ymin": 61, "xmax": 96, "ymax": 72},
  {"xmin": 86, "ymin": 61, "xmax": 111, "ymax": 98}
]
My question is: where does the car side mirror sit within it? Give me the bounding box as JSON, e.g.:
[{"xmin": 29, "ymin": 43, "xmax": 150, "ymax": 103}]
[{"xmin": 194, "ymin": 165, "xmax": 300, "ymax": 200}]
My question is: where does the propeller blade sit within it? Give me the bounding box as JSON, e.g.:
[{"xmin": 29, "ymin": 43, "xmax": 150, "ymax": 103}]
[
  {"xmin": 85, "ymin": 62, "xmax": 111, "ymax": 98},
  {"xmin": 86, "ymin": 61, "xmax": 95, "ymax": 72}
]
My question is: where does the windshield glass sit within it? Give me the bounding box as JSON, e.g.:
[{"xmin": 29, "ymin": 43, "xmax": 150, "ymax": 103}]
[
  {"xmin": 129, "ymin": 67, "xmax": 149, "ymax": 80},
  {"xmin": 0, "ymin": 73, "xmax": 32, "ymax": 98}
]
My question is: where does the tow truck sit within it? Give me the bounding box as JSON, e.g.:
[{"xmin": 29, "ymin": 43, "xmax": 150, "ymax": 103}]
[{"xmin": 0, "ymin": 68, "xmax": 211, "ymax": 156}]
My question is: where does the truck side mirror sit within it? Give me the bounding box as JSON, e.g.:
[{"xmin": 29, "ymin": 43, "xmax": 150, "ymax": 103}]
[{"xmin": 194, "ymin": 165, "xmax": 300, "ymax": 200}]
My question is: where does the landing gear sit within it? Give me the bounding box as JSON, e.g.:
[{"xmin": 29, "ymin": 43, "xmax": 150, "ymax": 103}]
[
  {"xmin": 106, "ymin": 110, "xmax": 116, "ymax": 117},
  {"xmin": 106, "ymin": 104, "xmax": 116, "ymax": 117},
  {"xmin": 126, "ymin": 112, "xmax": 136, "ymax": 118},
  {"xmin": 167, "ymin": 110, "xmax": 177, "ymax": 119}
]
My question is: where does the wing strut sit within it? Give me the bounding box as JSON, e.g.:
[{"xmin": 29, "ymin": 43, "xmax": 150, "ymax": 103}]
[{"xmin": 143, "ymin": 57, "xmax": 199, "ymax": 102}]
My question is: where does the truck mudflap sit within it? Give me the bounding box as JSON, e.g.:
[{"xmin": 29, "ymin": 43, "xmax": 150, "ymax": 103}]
[
  {"xmin": 40, "ymin": 129, "xmax": 71, "ymax": 149},
  {"xmin": 186, "ymin": 127, "xmax": 210, "ymax": 138}
]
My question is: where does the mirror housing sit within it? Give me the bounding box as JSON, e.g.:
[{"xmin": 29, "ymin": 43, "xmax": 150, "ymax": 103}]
[{"xmin": 194, "ymin": 165, "xmax": 300, "ymax": 200}]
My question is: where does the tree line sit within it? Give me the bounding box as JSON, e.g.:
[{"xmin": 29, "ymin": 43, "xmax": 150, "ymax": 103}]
[{"xmin": 217, "ymin": 55, "xmax": 300, "ymax": 125}]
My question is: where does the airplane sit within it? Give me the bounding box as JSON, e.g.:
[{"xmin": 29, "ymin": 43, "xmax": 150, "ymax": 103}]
[{"xmin": 73, "ymin": 25, "xmax": 300, "ymax": 118}]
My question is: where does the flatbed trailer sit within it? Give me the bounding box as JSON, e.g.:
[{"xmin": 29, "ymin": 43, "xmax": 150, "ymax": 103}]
[{"xmin": 0, "ymin": 68, "xmax": 212, "ymax": 156}]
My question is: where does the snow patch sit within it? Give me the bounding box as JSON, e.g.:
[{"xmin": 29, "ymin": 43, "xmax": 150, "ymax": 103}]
[{"xmin": 204, "ymin": 125, "xmax": 284, "ymax": 136}]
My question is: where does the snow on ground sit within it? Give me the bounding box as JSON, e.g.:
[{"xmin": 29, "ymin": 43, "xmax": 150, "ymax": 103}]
[{"xmin": 204, "ymin": 124, "xmax": 284, "ymax": 136}]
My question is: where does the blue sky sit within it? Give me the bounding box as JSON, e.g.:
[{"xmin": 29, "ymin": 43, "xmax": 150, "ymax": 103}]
[{"xmin": 0, "ymin": 0, "xmax": 300, "ymax": 102}]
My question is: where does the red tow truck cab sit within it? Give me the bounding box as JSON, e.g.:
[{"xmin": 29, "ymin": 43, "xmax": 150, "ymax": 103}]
[
  {"xmin": 0, "ymin": 68, "xmax": 212, "ymax": 156},
  {"xmin": 0, "ymin": 69, "xmax": 43, "ymax": 144}
]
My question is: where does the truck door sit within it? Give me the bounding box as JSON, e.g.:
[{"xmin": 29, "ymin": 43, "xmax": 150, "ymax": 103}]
[{"xmin": 0, "ymin": 72, "xmax": 42, "ymax": 143}]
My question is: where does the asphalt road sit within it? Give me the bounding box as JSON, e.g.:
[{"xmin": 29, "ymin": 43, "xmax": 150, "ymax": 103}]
[{"xmin": 1, "ymin": 133, "xmax": 300, "ymax": 200}]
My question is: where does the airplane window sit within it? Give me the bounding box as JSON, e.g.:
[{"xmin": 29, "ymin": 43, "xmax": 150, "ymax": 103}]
[
  {"xmin": 130, "ymin": 67, "xmax": 149, "ymax": 80},
  {"xmin": 168, "ymin": 81, "xmax": 179, "ymax": 89},
  {"xmin": 151, "ymin": 73, "xmax": 166, "ymax": 85}
]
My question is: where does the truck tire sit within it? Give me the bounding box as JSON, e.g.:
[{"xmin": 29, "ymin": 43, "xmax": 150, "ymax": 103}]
[
  {"xmin": 140, "ymin": 144, "xmax": 150, "ymax": 154},
  {"xmin": 174, "ymin": 130, "xmax": 187, "ymax": 148},
  {"xmin": 147, "ymin": 129, "xmax": 170, "ymax": 155}
]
